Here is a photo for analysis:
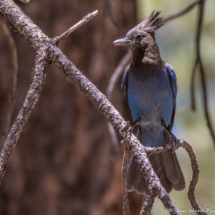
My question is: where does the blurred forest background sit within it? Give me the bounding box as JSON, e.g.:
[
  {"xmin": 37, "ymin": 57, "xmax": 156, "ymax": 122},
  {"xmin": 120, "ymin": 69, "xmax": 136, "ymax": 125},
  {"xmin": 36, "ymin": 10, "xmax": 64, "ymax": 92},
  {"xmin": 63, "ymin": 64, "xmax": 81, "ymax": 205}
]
[{"xmin": 0, "ymin": 0, "xmax": 215, "ymax": 214}]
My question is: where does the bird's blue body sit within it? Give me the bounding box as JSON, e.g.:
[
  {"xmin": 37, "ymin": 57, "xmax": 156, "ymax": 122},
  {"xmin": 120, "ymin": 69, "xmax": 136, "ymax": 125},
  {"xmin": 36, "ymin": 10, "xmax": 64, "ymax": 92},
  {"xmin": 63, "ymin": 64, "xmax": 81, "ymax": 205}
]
[
  {"xmin": 114, "ymin": 11, "xmax": 185, "ymax": 194},
  {"xmin": 123, "ymin": 62, "xmax": 175, "ymax": 147}
]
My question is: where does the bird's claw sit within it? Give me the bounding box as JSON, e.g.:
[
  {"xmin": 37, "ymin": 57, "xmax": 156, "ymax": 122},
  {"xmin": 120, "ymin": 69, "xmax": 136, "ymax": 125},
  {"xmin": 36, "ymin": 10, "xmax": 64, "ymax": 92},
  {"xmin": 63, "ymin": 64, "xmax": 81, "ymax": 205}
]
[
  {"xmin": 120, "ymin": 121, "xmax": 132, "ymax": 143},
  {"xmin": 169, "ymin": 133, "xmax": 178, "ymax": 153}
]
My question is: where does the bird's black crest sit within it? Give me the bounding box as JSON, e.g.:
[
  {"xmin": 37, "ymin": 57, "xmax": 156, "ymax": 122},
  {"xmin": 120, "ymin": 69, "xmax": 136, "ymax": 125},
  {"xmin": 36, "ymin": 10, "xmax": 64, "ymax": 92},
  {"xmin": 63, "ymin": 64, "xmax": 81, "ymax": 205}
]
[{"xmin": 137, "ymin": 11, "xmax": 164, "ymax": 33}]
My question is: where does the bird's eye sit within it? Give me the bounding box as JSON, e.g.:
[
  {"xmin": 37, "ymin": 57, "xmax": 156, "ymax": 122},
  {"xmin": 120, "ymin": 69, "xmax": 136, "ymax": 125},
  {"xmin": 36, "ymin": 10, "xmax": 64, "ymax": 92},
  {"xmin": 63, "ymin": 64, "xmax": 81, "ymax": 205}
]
[{"xmin": 136, "ymin": 35, "xmax": 142, "ymax": 39}]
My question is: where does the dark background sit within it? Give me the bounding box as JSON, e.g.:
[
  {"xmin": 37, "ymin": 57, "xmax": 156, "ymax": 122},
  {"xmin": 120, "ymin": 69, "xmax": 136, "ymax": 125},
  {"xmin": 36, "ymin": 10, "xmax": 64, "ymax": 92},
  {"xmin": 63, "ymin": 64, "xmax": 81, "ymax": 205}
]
[{"xmin": 0, "ymin": 0, "xmax": 215, "ymax": 214}]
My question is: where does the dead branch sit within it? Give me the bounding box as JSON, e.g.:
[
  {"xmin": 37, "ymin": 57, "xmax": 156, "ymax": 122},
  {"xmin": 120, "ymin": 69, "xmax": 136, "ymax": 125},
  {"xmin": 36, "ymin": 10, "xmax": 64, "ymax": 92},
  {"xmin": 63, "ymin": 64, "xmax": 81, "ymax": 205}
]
[
  {"xmin": 190, "ymin": 0, "xmax": 215, "ymax": 146},
  {"xmin": 145, "ymin": 137, "xmax": 206, "ymax": 215},
  {"xmin": 140, "ymin": 192, "xmax": 156, "ymax": 215},
  {"xmin": 107, "ymin": 50, "xmax": 132, "ymax": 157},
  {"xmin": 164, "ymin": 0, "xmax": 215, "ymax": 147},
  {"xmin": 164, "ymin": 0, "xmax": 200, "ymax": 23},
  {"xmin": 0, "ymin": 22, "xmax": 17, "ymax": 148},
  {"xmin": 107, "ymin": 50, "xmax": 132, "ymax": 100},
  {"xmin": 0, "ymin": 47, "xmax": 48, "ymax": 184},
  {"xmin": 54, "ymin": 11, "xmax": 98, "ymax": 45},
  {"xmin": 107, "ymin": 0, "xmax": 126, "ymax": 34}
]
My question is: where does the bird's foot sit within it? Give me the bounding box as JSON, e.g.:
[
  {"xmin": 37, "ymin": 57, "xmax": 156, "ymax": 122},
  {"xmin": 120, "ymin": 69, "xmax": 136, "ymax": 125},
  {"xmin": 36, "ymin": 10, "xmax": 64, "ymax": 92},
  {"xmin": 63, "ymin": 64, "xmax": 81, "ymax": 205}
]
[
  {"xmin": 169, "ymin": 133, "xmax": 178, "ymax": 152},
  {"xmin": 120, "ymin": 121, "xmax": 132, "ymax": 144},
  {"xmin": 161, "ymin": 120, "xmax": 178, "ymax": 152},
  {"xmin": 120, "ymin": 120, "xmax": 141, "ymax": 144}
]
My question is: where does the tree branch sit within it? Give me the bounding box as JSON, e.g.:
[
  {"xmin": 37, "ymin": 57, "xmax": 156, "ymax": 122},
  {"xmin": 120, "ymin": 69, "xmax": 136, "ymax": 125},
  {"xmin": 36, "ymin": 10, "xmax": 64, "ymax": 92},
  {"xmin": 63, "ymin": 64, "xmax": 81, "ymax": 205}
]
[
  {"xmin": 0, "ymin": 47, "xmax": 48, "ymax": 184},
  {"xmin": 140, "ymin": 192, "xmax": 156, "ymax": 215},
  {"xmin": 107, "ymin": 50, "xmax": 132, "ymax": 101},
  {"xmin": 106, "ymin": 50, "xmax": 132, "ymax": 157},
  {"xmin": 190, "ymin": 0, "xmax": 215, "ymax": 147},
  {"xmin": 164, "ymin": 0, "xmax": 200, "ymax": 23},
  {"xmin": 106, "ymin": 0, "xmax": 127, "ymax": 34},
  {"xmin": 145, "ymin": 137, "xmax": 206, "ymax": 215},
  {"xmin": 54, "ymin": 10, "xmax": 98, "ymax": 45}
]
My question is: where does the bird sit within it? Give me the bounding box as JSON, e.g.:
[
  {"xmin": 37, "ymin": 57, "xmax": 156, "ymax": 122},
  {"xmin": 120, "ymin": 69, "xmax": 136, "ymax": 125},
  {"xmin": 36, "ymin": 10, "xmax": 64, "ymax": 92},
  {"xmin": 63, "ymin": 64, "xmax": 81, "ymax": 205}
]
[{"xmin": 113, "ymin": 11, "xmax": 185, "ymax": 194}]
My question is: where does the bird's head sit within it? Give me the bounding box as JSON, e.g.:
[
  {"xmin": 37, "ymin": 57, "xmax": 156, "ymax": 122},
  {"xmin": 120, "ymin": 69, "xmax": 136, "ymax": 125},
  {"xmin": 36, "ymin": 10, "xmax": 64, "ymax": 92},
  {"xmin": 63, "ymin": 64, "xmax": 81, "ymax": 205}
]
[{"xmin": 114, "ymin": 11, "xmax": 164, "ymax": 60}]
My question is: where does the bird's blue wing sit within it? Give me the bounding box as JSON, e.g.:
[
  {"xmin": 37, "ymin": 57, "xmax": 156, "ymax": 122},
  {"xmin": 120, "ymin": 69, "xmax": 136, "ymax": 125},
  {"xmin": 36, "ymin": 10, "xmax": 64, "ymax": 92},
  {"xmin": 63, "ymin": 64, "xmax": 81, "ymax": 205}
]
[
  {"xmin": 165, "ymin": 62, "xmax": 178, "ymax": 131},
  {"xmin": 121, "ymin": 66, "xmax": 129, "ymax": 101}
]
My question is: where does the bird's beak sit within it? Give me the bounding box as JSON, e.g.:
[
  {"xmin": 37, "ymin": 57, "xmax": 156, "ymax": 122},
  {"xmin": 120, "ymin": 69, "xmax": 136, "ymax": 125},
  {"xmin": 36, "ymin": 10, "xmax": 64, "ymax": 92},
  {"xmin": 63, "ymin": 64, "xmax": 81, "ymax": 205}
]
[{"xmin": 113, "ymin": 38, "xmax": 133, "ymax": 46}]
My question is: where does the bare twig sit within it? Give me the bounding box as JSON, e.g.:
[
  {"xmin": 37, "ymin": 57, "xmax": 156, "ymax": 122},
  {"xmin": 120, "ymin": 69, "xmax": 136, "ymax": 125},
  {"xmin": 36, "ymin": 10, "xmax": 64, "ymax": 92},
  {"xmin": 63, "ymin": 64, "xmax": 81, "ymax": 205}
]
[
  {"xmin": 0, "ymin": 48, "xmax": 48, "ymax": 184},
  {"xmin": 0, "ymin": 22, "xmax": 18, "ymax": 148},
  {"xmin": 122, "ymin": 141, "xmax": 130, "ymax": 215},
  {"xmin": 107, "ymin": 0, "xmax": 127, "ymax": 34},
  {"xmin": 197, "ymin": 1, "xmax": 215, "ymax": 146},
  {"xmin": 164, "ymin": 0, "xmax": 200, "ymax": 23},
  {"xmin": 54, "ymin": 10, "xmax": 98, "ymax": 45},
  {"xmin": 145, "ymin": 138, "xmax": 206, "ymax": 215},
  {"xmin": 107, "ymin": 50, "xmax": 132, "ymax": 100},
  {"xmin": 107, "ymin": 50, "xmax": 132, "ymax": 157}
]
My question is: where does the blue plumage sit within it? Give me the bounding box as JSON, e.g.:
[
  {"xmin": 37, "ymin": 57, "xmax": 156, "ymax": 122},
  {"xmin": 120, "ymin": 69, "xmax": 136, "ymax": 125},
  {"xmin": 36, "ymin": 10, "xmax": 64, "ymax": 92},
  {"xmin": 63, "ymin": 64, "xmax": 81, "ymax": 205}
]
[{"xmin": 114, "ymin": 11, "xmax": 185, "ymax": 194}]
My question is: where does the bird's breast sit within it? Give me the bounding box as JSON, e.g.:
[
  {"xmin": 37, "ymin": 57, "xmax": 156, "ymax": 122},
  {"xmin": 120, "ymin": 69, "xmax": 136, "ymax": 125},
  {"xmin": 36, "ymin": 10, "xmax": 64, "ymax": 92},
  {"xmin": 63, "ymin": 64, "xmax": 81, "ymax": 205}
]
[{"xmin": 127, "ymin": 67, "xmax": 173, "ymax": 126}]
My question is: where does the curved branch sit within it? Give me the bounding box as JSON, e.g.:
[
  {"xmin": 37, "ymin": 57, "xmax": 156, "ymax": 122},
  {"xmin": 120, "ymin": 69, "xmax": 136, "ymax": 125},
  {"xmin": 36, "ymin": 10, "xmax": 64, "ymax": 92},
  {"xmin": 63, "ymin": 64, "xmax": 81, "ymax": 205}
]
[
  {"xmin": 107, "ymin": 50, "xmax": 132, "ymax": 100},
  {"xmin": 106, "ymin": 50, "xmax": 132, "ymax": 157},
  {"xmin": 190, "ymin": 0, "xmax": 215, "ymax": 146},
  {"xmin": 145, "ymin": 138, "xmax": 206, "ymax": 215},
  {"xmin": 164, "ymin": 0, "xmax": 200, "ymax": 23},
  {"xmin": 107, "ymin": 0, "xmax": 127, "ymax": 34}
]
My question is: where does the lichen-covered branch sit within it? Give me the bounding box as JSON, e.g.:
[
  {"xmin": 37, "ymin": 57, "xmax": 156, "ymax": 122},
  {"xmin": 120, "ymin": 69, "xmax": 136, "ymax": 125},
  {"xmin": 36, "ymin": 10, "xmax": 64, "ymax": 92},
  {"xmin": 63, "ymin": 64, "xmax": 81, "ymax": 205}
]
[
  {"xmin": 140, "ymin": 192, "xmax": 156, "ymax": 215},
  {"xmin": 145, "ymin": 138, "xmax": 206, "ymax": 215},
  {"xmin": 0, "ymin": 47, "xmax": 48, "ymax": 184},
  {"xmin": 54, "ymin": 10, "xmax": 98, "ymax": 45}
]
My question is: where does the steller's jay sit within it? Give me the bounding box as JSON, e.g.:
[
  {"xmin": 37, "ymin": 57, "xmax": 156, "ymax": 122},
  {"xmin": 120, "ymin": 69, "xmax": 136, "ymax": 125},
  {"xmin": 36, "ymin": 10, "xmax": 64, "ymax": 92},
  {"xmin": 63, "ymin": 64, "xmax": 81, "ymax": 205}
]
[{"xmin": 113, "ymin": 11, "xmax": 185, "ymax": 194}]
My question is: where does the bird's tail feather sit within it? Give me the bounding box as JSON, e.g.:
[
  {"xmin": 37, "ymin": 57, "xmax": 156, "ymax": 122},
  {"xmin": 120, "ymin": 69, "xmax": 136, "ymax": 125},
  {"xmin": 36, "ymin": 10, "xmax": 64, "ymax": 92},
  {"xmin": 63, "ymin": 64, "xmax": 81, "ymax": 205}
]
[
  {"xmin": 127, "ymin": 154, "xmax": 146, "ymax": 194},
  {"xmin": 126, "ymin": 126, "xmax": 185, "ymax": 194}
]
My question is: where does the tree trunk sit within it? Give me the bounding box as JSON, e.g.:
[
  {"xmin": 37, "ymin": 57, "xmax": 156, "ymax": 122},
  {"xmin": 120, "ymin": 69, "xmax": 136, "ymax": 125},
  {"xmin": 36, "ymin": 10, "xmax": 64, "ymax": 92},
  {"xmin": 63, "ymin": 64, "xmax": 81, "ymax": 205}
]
[{"xmin": 0, "ymin": 0, "xmax": 142, "ymax": 214}]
